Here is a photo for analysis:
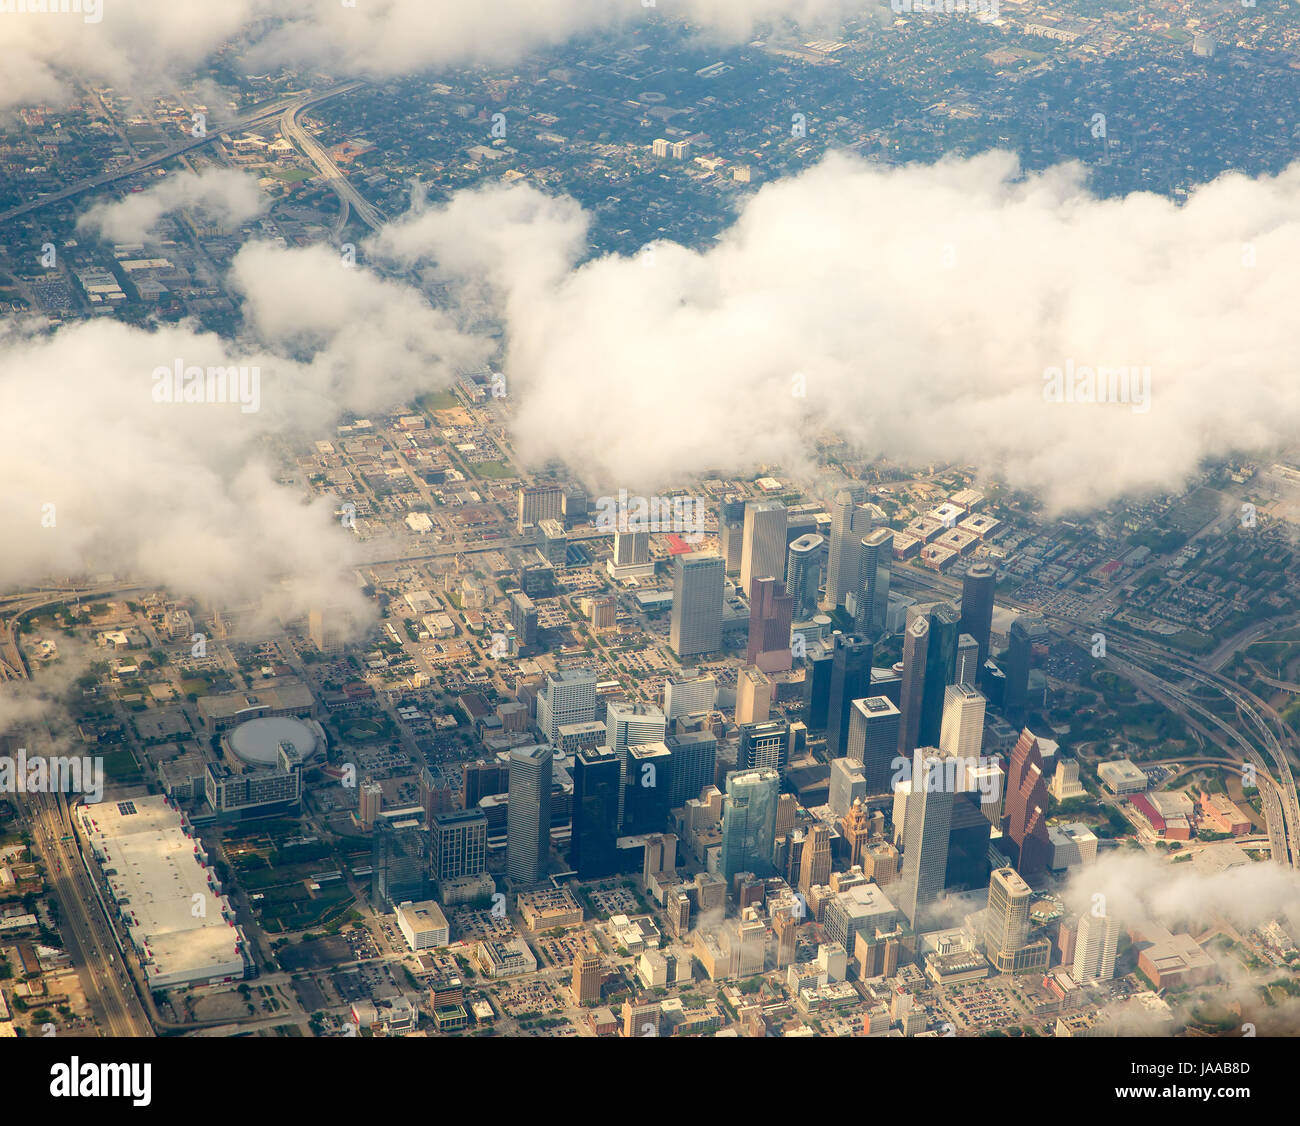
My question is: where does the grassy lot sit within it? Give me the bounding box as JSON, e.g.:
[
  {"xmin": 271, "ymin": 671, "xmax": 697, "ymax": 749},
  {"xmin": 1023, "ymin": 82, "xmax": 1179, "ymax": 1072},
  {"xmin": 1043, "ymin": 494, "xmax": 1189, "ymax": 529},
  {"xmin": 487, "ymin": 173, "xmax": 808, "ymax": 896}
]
[
  {"xmin": 470, "ymin": 460, "xmax": 517, "ymax": 479},
  {"xmin": 419, "ymin": 390, "xmax": 460, "ymax": 411},
  {"xmin": 98, "ymin": 748, "xmax": 142, "ymax": 782}
]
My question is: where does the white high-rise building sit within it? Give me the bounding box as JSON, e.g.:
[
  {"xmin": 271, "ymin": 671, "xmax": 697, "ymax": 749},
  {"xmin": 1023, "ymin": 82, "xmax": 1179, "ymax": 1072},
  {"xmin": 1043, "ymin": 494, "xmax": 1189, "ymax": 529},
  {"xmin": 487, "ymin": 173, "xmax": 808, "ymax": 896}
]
[
  {"xmin": 896, "ymin": 748, "xmax": 954, "ymax": 928},
  {"xmin": 1050, "ymin": 758, "xmax": 1087, "ymax": 801},
  {"xmin": 740, "ymin": 501, "xmax": 787, "ymax": 596},
  {"xmin": 517, "ymin": 484, "xmax": 564, "ymax": 534},
  {"xmin": 1048, "ymin": 822, "xmax": 1098, "ymax": 870},
  {"xmin": 1073, "ymin": 910, "xmax": 1120, "ymax": 984},
  {"xmin": 663, "ymin": 674, "xmax": 717, "ymax": 722},
  {"xmin": 939, "ymin": 685, "xmax": 986, "ymax": 761},
  {"xmin": 606, "ymin": 700, "xmax": 667, "ymax": 757},
  {"xmin": 536, "ymin": 668, "xmax": 597, "ymax": 744},
  {"xmin": 608, "ymin": 528, "xmax": 655, "ymax": 580},
  {"xmin": 828, "ymin": 757, "xmax": 867, "ymax": 819}
]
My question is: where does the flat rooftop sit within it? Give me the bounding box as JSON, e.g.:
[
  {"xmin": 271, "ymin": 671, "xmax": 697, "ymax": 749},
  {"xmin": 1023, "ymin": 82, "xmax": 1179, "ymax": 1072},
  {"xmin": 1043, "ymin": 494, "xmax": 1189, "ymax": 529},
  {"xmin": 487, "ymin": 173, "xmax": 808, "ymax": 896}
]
[{"xmin": 77, "ymin": 796, "xmax": 243, "ymax": 986}]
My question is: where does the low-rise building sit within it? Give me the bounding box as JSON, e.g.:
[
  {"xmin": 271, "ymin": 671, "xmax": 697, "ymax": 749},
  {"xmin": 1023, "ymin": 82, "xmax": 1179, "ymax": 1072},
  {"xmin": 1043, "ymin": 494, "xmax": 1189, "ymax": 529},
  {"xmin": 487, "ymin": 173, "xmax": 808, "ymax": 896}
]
[
  {"xmin": 1098, "ymin": 758, "xmax": 1147, "ymax": 796},
  {"xmin": 517, "ymin": 887, "xmax": 583, "ymax": 930},
  {"xmin": 396, "ymin": 900, "xmax": 450, "ymax": 951},
  {"xmin": 476, "ymin": 938, "xmax": 538, "ymax": 979},
  {"xmin": 1198, "ymin": 791, "xmax": 1252, "ymax": 837},
  {"xmin": 1134, "ymin": 925, "xmax": 1215, "ymax": 989},
  {"xmin": 1047, "ymin": 823, "xmax": 1098, "ymax": 870}
]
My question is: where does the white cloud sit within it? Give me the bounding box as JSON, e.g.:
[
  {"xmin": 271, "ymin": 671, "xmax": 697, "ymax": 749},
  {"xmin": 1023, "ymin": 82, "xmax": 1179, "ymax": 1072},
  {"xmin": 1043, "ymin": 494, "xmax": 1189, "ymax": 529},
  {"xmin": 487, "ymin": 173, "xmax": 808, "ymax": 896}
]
[
  {"xmin": 77, "ymin": 168, "xmax": 267, "ymax": 242},
  {"xmin": 367, "ymin": 151, "xmax": 1300, "ymax": 512},
  {"xmin": 0, "ymin": 233, "xmax": 487, "ymax": 626}
]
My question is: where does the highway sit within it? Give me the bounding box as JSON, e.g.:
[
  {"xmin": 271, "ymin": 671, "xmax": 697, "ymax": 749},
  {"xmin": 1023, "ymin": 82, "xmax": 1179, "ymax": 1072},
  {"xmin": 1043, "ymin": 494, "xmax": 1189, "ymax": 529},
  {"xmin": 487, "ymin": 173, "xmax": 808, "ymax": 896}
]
[
  {"xmin": 24, "ymin": 787, "xmax": 153, "ymax": 1036},
  {"xmin": 0, "ymin": 581, "xmax": 150, "ymax": 681},
  {"xmin": 0, "ymin": 82, "xmax": 366, "ymax": 227},
  {"xmin": 278, "ymin": 95, "xmax": 386, "ymax": 234},
  {"xmin": 893, "ymin": 561, "xmax": 1300, "ymax": 868}
]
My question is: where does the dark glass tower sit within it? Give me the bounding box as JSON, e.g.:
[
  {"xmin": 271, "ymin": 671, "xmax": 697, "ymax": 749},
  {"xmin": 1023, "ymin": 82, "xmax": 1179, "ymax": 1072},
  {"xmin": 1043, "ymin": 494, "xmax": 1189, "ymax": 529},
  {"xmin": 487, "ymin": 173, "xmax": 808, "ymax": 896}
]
[
  {"xmin": 960, "ymin": 562, "xmax": 997, "ymax": 669},
  {"xmin": 664, "ymin": 732, "xmax": 717, "ymax": 808},
  {"xmin": 826, "ymin": 634, "xmax": 873, "ymax": 758},
  {"xmin": 1005, "ymin": 614, "xmax": 1049, "ymax": 716},
  {"xmin": 571, "ymin": 746, "xmax": 620, "ymax": 880},
  {"xmin": 372, "ymin": 823, "xmax": 429, "ymax": 909},
  {"xmin": 898, "ymin": 604, "xmax": 960, "ymax": 754},
  {"xmin": 802, "ymin": 646, "xmax": 834, "ymax": 731}
]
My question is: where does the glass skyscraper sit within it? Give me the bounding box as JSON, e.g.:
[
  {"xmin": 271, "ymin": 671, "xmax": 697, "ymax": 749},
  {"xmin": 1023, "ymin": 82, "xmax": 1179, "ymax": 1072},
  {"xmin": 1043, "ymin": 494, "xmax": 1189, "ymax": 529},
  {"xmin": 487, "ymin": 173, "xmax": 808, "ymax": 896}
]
[{"xmin": 720, "ymin": 768, "xmax": 780, "ymax": 882}]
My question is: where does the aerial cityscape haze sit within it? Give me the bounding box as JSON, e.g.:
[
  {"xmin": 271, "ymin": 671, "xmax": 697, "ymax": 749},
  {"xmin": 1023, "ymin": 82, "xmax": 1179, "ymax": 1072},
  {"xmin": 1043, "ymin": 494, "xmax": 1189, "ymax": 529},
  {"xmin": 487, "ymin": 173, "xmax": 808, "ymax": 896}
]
[{"xmin": 0, "ymin": 0, "xmax": 1297, "ymax": 1098}]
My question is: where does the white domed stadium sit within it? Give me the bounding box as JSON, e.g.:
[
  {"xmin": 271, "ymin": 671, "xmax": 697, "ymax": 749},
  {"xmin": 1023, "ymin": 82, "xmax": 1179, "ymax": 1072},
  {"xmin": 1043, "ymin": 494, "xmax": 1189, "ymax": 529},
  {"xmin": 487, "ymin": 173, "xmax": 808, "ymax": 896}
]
[{"xmin": 227, "ymin": 716, "xmax": 322, "ymax": 768}]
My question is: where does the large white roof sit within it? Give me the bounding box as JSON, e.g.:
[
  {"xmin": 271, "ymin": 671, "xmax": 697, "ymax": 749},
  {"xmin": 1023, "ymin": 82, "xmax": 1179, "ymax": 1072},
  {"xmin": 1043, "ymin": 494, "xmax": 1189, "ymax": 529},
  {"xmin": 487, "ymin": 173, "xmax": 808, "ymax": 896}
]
[{"xmin": 77, "ymin": 795, "xmax": 243, "ymax": 987}]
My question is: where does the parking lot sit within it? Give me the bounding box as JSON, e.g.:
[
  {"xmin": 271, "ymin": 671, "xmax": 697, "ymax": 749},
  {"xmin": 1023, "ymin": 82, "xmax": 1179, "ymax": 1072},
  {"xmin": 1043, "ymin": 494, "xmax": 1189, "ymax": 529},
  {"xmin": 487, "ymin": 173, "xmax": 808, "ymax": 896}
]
[
  {"xmin": 938, "ymin": 978, "xmax": 1027, "ymax": 1032},
  {"xmin": 450, "ymin": 906, "xmax": 514, "ymax": 943}
]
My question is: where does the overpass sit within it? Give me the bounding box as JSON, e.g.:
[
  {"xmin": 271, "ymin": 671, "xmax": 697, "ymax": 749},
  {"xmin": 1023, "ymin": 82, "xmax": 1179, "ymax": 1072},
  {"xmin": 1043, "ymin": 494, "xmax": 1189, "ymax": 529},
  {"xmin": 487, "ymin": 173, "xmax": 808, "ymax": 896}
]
[{"xmin": 0, "ymin": 81, "xmax": 366, "ymax": 227}]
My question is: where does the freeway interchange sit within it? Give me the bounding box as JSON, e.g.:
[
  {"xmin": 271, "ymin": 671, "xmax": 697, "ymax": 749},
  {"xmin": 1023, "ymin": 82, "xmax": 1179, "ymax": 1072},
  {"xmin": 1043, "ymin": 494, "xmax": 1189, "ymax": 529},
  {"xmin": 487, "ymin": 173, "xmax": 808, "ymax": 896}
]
[{"xmin": 896, "ymin": 562, "xmax": 1300, "ymax": 871}]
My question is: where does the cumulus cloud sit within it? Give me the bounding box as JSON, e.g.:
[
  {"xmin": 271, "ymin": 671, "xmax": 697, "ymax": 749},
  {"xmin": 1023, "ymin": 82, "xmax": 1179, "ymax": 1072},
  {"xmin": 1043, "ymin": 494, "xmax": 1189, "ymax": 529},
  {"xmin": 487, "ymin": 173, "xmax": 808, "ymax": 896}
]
[
  {"xmin": 228, "ymin": 240, "xmax": 493, "ymax": 415},
  {"xmin": 365, "ymin": 151, "xmax": 1300, "ymax": 512},
  {"xmin": 0, "ymin": 234, "xmax": 487, "ymax": 627},
  {"xmin": 77, "ymin": 169, "xmax": 267, "ymax": 243},
  {"xmin": 0, "ymin": 0, "xmax": 860, "ymax": 114},
  {"xmin": 0, "ymin": 317, "xmax": 339, "ymax": 615},
  {"xmin": 1062, "ymin": 849, "xmax": 1300, "ymax": 937}
]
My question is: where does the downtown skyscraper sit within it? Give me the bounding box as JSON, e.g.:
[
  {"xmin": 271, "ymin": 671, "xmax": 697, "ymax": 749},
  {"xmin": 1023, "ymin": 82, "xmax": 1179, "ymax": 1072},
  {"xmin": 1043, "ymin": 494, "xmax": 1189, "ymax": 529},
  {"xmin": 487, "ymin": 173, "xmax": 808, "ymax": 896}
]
[
  {"xmin": 938, "ymin": 684, "xmax": 986, "ymax": 761},
  {"xmin": 670, "ymin": 552, "xmax": 723, "ymax": 658},
  {"xmin": 959, "ymin": 561, "xmax": 997, "ymax": 669},
  {"xmin": 720, "ymin": 768, "xmax": 780, "ymax": 882},
  {"xmin": 785, "ymin": 533, "xmax": 824, "ymax": 620},
  {"xmin": 717, "ymin": 495, "xmax": 746, "ymax": 575},
  {"xmin": 1005, "ymin": 728, "xmax": 1052, "ymax": 882},
  {"xmin": 507, "ymin": 744, "xmax": 553, "ymax": 885},
  {"xmin": 853, "ymin": 527, "xmax": 893, "ymax": 637},
  {"xmin": 982, "ymin": 866, "xmax": 1048, "ymax": 974},
  {"xmin": 826, "ymin": 633, "xmax": 873, "ymax": 758},
  {"xmin": 897, "ymin": 603, "xmax": 960, "ymax": 755},
  {"xmin": 747, "ymin": 575, "xmax": 794, "ymax": 672},
  {"xmin": 1005, "ymin": 613, "xmax": 1050, "ymax": 716},
  {"xmin": 896, "ymin": 748, "xmax": 954, "ymax": 928},
  {"xmin": 845, "ymin": 695, "xmax": 902, "ymax": 795},
  {"xmin": 824, "ymin": 489, "xmax": 874, "ymax": 609},
  {"xmin": 740, "ymin": 500, "xmax": 787, "ymax": 596},
  {"xmin": 570, "ymin": 746, "xmax": 620, "ymax": 880},
  {"xmin": 606, "ymin": 699, "xmax": 667, "ymax": 830},
  {"xmin": 1074, "ymin": 910, "xmax": 1121, "ymax": 984}
]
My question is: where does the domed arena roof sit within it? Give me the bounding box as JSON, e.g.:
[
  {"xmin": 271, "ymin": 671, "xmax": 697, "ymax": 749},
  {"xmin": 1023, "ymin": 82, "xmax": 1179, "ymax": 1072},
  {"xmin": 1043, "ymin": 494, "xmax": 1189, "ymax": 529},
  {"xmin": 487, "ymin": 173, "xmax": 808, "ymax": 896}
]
[{"xmin": 228, "ymin": 716, "xmax": 319, "ymax": 767}]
